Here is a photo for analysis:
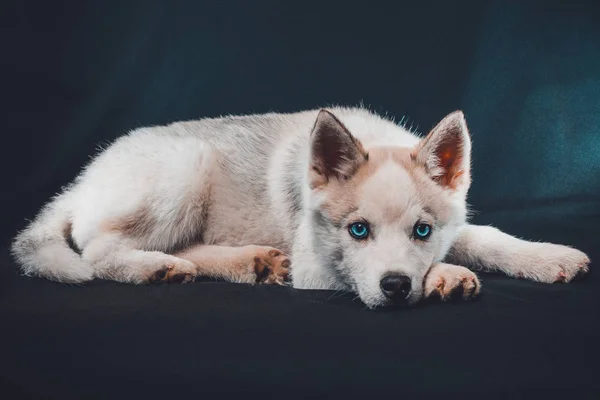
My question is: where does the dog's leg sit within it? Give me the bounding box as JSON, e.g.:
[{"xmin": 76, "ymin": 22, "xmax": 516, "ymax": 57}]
[
  {"xmin": 446, "ymin": 225, "xmax": 590, "ymax": 283},
  {"xmin": 83, "ymin": 234, "xmax": 290, "ymax": 285},
  {"xmin": 82, "ymin": 233, "xmax": 198, "ymax": 284},
  {"xmin": 424, "ymin": 263, "xmax": 481, "ymax": 301},
  {"xmin": 175, "ymin": 244, "xmax": 290, "ymax": 285}
]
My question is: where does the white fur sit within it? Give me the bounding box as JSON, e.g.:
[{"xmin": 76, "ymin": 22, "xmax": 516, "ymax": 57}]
[{"xmin": 11, "ymin": 107, "xmax": 590, "ymax": 308}]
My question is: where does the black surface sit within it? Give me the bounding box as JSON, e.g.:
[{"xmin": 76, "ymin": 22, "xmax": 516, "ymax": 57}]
[{"xmin": 1, "ymin": 1, "xmax": 599, "ymax": 399}]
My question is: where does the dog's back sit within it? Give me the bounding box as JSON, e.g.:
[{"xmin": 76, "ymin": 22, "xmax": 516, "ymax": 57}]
[{"xmin": 12, "ymin": 107, "xmax": 415, "ymax": 283}]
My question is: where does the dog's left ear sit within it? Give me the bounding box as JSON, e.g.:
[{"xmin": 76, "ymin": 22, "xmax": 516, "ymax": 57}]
[
  {"xmin": 413, "ymin": 110, "xmax": 471, "ymax": 193},
  {"xmin": 309, "ymin": 109, "xmax": 368, "ymax": 188}
]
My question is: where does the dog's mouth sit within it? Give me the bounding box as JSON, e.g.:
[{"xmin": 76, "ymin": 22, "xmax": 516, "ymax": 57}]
[
  {"xmin": 385, "ymin": 294, "xmax": 422, "ymax": 308},
  {"xmin": 360, "ymin": 290, "xmax": 423, "ymax": 310}
]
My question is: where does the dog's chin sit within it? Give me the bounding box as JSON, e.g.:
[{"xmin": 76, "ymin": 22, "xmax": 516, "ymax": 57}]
[{"xmin": 360, "ymin": 291, "xmax": 423, "ymax": 310}]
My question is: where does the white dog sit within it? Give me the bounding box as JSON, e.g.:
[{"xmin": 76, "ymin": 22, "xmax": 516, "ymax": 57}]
[{"xmin": 11, "ymin": 107, "xmax": 590, "ymax": 308}]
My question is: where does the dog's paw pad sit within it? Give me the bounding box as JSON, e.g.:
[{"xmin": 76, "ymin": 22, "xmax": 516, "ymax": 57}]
[
  {"xmin": 249, "ymin": 246, "xmax": 290, "ymax": 285},
  {"xmin": 148, "ymin": 261, "xmax": 196, "ymax": 284}
]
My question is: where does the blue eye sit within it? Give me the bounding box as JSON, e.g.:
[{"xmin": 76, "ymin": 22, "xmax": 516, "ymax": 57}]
[
  {"xmin": 413, "ymin": 223, "xmax": 432, "ymax": 240},
  {"xmin": 348, "ymin": 222, "xmax": 369, "ymax": 240}
]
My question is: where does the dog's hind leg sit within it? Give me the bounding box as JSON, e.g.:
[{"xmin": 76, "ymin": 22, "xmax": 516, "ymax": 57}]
[
  {"xmin": 446, "ymin": 224, "xmax": 590, "ymax": 283},
  {"xmin": 174, "ymin": 244, "xmax": 290, "ymax": 285},
  {"xmin": 82, "ymin": 233, "xmax": 198, "ymax": 284}
]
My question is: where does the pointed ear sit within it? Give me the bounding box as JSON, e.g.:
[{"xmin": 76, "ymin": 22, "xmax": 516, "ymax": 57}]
[
  {"xmin": 413, "ymin": 110, "xmax": 471, "ymax": 192},
  {"xmin": 309, "ymin": 109, "xmax": 368, "ymax": 187}
]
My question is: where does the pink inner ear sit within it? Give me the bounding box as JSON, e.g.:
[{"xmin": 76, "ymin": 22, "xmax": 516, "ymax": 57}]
[
  {"xmin": 434, "ymin": 137, "xmax": 464, "ymax": 190},
  {"xmin": 310, "ymin": 110, "xmax": 368, "ymax": 182},
  {"xmin": 440, "ymin": 149, "xmax": 455, "ymax": 168},
  {"xmin": 416, "ymin": 110, "xmax": 470, "ymax": 191}
]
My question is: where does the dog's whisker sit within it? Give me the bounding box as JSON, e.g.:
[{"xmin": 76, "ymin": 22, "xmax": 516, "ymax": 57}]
[{"xmin": 326, "ymin": 289, "xmax": 345, "ymax": 301}]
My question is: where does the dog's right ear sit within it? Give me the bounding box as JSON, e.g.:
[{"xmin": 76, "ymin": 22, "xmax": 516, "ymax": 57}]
[
  {"xmin": 309, "ymin": 109, "xmax": 368, "ymax": 188},
  {"xmin": 413, "ymin": 110, "xmax": 471, "ymax": 193}
]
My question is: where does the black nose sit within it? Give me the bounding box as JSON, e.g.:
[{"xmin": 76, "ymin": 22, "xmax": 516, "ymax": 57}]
[{"xmin": 380, "ymin": 274, "xmax": 412, "ymax": 301}]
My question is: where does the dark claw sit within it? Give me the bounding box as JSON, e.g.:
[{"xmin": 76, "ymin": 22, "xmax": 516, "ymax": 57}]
[
  {"xmin": 170, "ymin": 273, "xmax": 188, "ymax": 284},
  {"xmin": 156, "ymin": 268, "xmax": 167, "ymax": 280},
  {"xmin": 448, "ymin": 284, "xmax": 465, "ymax": 302},
  {"xmin": 149, "ymin": 268, "xmax": 169, "ymax": 283},
  {"xmin": 253, "ymin": 257, "xmax": 271, "ymax": 283},
  {"xmin": 258, "ymin": 266, "xmax": 271, "ymax": 282}
]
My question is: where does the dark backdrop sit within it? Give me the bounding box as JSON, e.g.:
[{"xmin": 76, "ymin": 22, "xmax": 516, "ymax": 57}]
[
  {"xmin": 4, "ymin": 0, "xmax": 600, "ymax": 244},
  {"xmin": 1, "ymin": 1, "xmax": 599, "ymax": 399}
]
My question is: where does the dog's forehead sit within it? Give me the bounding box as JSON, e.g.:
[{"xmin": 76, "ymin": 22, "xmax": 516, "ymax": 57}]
[
  {"xmin": 320, "ymin": 146, "xmax": 451, "ymax": 225},
  {"xmin": 356, "ymin": 146, "xmax": 447, "ymax": 223},
  {"xmin": 359, "ymin": 160, "xmax": 416, "ymax": 220}
]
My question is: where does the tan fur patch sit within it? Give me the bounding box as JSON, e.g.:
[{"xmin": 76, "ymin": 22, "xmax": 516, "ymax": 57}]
[
  {"xmin": 319, "ymin": 180, "xmax": 359, "ymax": 226},
  {"xmin": 102, "ymin": 203, "xmax": 156, "ymax": 237},
  {"xmin": 102, "ymin": 182, "xmax": 210, "ymax": 246}
]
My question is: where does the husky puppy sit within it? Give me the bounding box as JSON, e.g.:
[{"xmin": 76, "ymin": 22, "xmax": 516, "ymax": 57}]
[{"xmin": 11, "ymin": 108, "xmax": 590, "ymax": 308}]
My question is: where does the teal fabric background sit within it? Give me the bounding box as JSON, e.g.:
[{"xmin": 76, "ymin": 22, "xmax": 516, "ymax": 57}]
[
  {"xmin": 461, "ymin": 2, "xmax": 600, "ymax": 243},
  {"xmin": 3, "ymin": 0, "xmax": 599, "ymax": 247}
]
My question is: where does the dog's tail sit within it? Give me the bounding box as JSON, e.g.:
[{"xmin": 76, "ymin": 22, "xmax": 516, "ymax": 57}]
[{"xmin": 11, "ymin": 195, "xmax": 94, "ymax": 283}]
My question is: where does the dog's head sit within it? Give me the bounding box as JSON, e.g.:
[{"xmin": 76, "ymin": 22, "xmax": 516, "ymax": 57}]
[{"xmin": 307, "ymin": 109, "xmax": 471, "ymax": 309}]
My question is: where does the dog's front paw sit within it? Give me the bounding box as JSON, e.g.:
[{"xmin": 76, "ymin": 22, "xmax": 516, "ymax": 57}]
[
  {"xmin": 424, "ymin": 263, "xmax": 481, "ymax": 301},
  {"xmin": 148, "ymin": 258, "xmax": 197, "ymax": 284},
  {"xmin": 243, "ymin": 245, "xmax": 290, "ymax": 286},
  {"xmin": 515, "ymin": 244, "xmax": 590, "ymax": 283}
]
